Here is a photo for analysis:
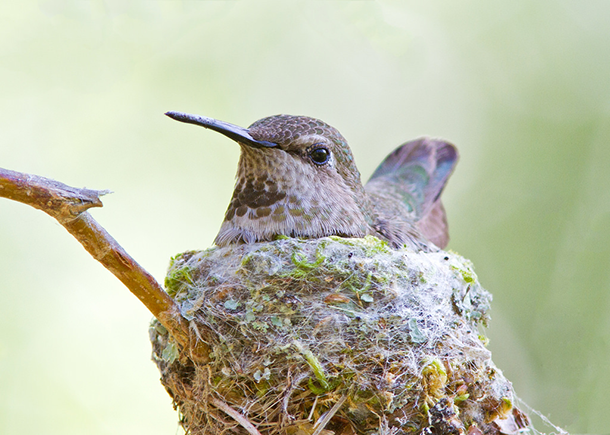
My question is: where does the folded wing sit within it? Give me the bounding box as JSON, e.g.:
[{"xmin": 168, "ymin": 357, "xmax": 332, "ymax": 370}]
[{"xmin": 365, "ymin": 138, "xmax": 458, "ymax": 249}]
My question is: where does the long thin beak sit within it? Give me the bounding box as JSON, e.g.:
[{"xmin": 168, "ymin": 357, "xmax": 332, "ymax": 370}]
[{"xmin": 165, "ymin": 111, "xmax": 278, "ymax": 148}]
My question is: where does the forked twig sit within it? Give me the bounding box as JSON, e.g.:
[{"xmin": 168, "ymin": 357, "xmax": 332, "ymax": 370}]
[
  {"xmin": 210, "ymin": 397, "xmax": 263, "ymax": 435},
  {"xmin": 312, "ymin": 395, "xmax": 347, "ymax": 435},
  {"xmin": 0, "ymin": 167, "xmax": 208, "ymax": 360}
]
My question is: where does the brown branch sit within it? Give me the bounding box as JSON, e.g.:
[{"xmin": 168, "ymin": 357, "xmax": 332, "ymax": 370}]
[{"xmin": 0, "ymin": 167, "xmax": 209, "ymax": 361}]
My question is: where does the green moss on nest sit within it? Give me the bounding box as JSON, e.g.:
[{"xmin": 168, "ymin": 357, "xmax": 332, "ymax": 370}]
[{"xmin": 150, "ymin": 237, "xmax": 532, "ymax": 435}]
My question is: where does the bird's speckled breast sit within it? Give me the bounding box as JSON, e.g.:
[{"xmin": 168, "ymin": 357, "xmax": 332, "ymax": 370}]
[{"xmin": 215, "ymin": 146, "xmax": 372, "ymax": 246}]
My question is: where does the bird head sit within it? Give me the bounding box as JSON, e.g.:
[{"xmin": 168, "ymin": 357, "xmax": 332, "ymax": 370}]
[{"xmin": 166, "ymin": 111, "xmax": 374, "ymax": 246}]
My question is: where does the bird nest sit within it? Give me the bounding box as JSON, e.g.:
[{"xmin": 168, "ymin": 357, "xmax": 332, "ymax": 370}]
[{"xmin": 150, "ymin": 236, "xmax": 531, "ymax": 434}]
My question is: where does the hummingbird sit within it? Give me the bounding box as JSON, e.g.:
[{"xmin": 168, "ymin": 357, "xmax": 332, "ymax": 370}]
[{"xmin": 165, "ymin": 111, "xmax": 458, "ymax": 251}]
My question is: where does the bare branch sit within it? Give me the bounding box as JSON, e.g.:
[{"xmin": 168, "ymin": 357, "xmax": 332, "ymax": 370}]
[{"xmin": 0, "ymin": 167, "xmax": 208, "ymax": 361}]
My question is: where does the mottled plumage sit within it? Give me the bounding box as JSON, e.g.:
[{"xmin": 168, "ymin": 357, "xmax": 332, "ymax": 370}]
[{"xmin": 165, "ymin": 111, "xmax": 458, "ymax": 250}]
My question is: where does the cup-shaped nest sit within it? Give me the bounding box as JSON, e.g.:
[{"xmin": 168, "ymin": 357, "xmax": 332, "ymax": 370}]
[{"xmin": 150, "ymin": 236, "xmax": 530, "ymax": 435}]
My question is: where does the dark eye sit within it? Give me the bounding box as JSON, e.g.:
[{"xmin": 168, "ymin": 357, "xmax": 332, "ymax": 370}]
[{"xmin": 308, "ymin": 146, "xmax": 331, "ymax": 165}]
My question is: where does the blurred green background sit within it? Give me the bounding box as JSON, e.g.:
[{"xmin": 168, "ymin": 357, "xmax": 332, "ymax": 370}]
[{"xmin": 1, "ymin": 1, "xmax": 609, "ymax": 433}]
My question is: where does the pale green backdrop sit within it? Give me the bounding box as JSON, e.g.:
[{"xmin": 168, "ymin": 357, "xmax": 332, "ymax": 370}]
[{"xmin": 1, "ymin": 1, "xmax": 609, "ymax": 434}]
